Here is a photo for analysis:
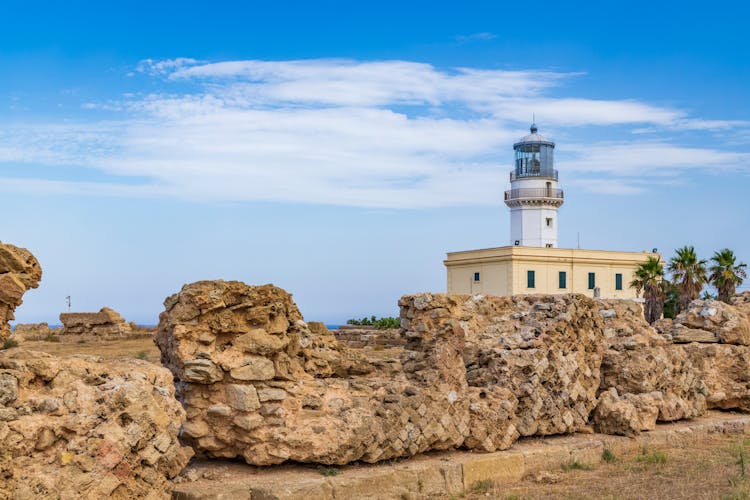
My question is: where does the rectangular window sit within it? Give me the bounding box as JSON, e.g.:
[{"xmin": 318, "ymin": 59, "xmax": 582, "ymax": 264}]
[
  {"xmin": 546, "ymin": 217, "xmax": 553, "ymax": 227},
  {"xmin": 527, "ymin": 270, "xmax": 535, "ymax": 289},
  {"xmin": 588, "ymin": 272, "xmax": 596, "ymax": 290},
  {"xmin": 615, "ymin": 273, "xmax": 623, "ymax": 290},
  {"xmin": 559, "ymin": 271, "xmax": 567, "ymax": 289},
  {"xmin": 473, "ymin": 272, "xmax": 480, "ymax": 282}
]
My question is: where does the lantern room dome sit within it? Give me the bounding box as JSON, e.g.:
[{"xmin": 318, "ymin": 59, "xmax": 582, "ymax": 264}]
[{"xmin": 513, "ymin": 124, "xmax": 555, "ymax": 149}]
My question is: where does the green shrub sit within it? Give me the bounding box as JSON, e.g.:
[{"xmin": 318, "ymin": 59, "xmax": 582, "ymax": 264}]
[
  {"xmin": 135, "ymin": 351, "xmax": 148, "ymax": 360},
  {"xmin": 602, "ymin": 448, "xmax": 617, "ymax": 463},
  {"xmin": 318, "ymin": 467, "xmax": 338, "ymax": 476},
  {"xmin": 637, "ymin": 449, "xmax": 667, "ymax": 465},
  {"xmin": 44, "ymin": 333, "xmax": 60, "ymax": 343},
  {"xmin": 346, "ymin": 316, "xmax": 400, "ymax": 329},
  {"xmin": 1, "ymin": 339, "xmax": 19, "ymax": 350},
  {"xmin": 562, "ymin": 460, "xmax": 595, "ymax": 471},
  {"xmin": 471, "ymin": 479, "xmax": 495, "ymax": 493}
]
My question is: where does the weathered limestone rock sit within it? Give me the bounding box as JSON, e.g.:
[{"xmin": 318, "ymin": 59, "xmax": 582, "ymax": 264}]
[
  {"xmin": 0, "ymin": 349, "xmax": 193, "ymax": 499},
  {"xmin": 12, "ymin": 322, "xmax": 54, "ymax": 340},
  {"xmin": 731, "ymin": 292, "xmax": 750, "ymax": 315},
  {"xmin": 156, "ymin": 283, "xmax": 750, "ymax": 462},
  {"xmin": 406, "ymin": 293, "xmax": 607, "ymax": 438},
  {"xmin": 671, "ymin": 299, "xmax": 750, "ymax": 345},
  {"xmin": 155, "ymin": 281, "xmax": 468, "ymax": 466},
  {"xmin": 157, "ymin": 283, "xmax": 615, "ymax": 465},
  {"xmin": 593, "ymin": 388, "xmax": 659, "ymax": 436},
  {"xmin": 684, "ymin": 343, "xmax": 750, "ymax": 411},
  {"xmin": 595, "ymin": 299, "xmax": 708, "ymax": 433},
  {"xmin": 0, "ymin": 242, "xmax": 42, "ymax": 341},
  {"xmin": 597, "ymin": 299, "xmax": 668, "ymax": 349},
  {"xmin": 59, "ymin": 307, "xmax": 133, "ymax": 336}
]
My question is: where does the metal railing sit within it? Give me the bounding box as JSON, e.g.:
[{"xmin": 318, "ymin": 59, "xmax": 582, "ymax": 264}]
[
  {"xmin": 504, "ymin": 188, "xmax": 564, "ymax": 201},
  {"xmin": 510, "ymin": 169, "xmax": 558, "ymax": 181}
]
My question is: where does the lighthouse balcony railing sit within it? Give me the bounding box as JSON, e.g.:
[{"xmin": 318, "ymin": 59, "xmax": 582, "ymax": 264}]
[
  {"xmin": 504, "ymin": 188, "xmax": 564, "ymax": 201},
  {"xmin": 510, "ymin": 169, "xmax": 558, "ymax": 181}
]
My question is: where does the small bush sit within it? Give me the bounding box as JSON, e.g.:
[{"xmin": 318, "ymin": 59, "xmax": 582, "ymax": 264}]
[
  {"xmin": 44, "ymin": 333, "xmax": 61, "ymax": 343},
  {"xmin": 470, "ymin": 479, "xmax": 495, "ymax": 493},
  {"xmin": 602, "ymin": 448, "xmax": 617, "ymax": 463},
  {"xmin": 318, "ymin": 467, "xmax": 338, "ymax": 476},
  {"xmin": 77, "ymin": 339, "xmax": 87, "ymax": 344},
  {"xmin": 1, "ymin": 339, "xmax": 19, "ymax": 350},
  {"xmin": 637, "ymin": 449, "xmax": 667, "ymax": 465},
  {"xmin": 346, "ymin": 316, "xmax": 400, "ymax": 329},
  {"xmin": 562, "ymin": 460, "xmax": 595, "ymax": 471},
  {"xmin": 135, "ymin": 351, "xmax": 148, "ymax": 360}
]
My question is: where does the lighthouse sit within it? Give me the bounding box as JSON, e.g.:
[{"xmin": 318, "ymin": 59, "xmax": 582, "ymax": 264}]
[
  {"xmin": 503, "ymin": 124, "xmax": 564, "ymax": 248},
  {"xmin": 445, "ymin": 123, "xmax": 655, "ymax": 299}
]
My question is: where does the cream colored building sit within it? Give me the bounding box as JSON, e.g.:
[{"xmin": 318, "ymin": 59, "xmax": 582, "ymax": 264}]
[
  {"xmin": 445, "ymin": 124, "xmax": 655, "ymax": 299},
  {"xmin": 445, "ymin": 246, "xmax": 657, "ymax": 299}
]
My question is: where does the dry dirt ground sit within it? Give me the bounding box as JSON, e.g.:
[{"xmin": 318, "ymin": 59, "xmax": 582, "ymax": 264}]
[
  {"xmin": 13, "ymin": 335, "xmax": 161, "ymax": 362},
  {"xmin": 460, "ymin": 434, "xmax": 750, "ymax": 500}
]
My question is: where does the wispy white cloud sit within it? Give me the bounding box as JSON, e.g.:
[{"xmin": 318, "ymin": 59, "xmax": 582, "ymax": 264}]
[
  {"xmin": 134, "ymin": 57, "xmax": 203, "ymax": 76},
  {"xmin": 561, "ymin": 142, "xmax": 750, "ymax": 176},
  {"xmin": 1, "ymin": 58, "xmax": 748, "ymax": 207},
  {"xmin": 455, "ymin": 32, "xmax": 497, "ymax": 43}
]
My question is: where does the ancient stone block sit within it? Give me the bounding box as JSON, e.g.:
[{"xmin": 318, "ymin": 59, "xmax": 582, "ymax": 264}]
[
  {"xmin": 0, "ymin": 349, "xmax": 193, "ymax": 498},
  {"xmin": 0, "ymin": 242, "xmax": 41, "ymax": 341},
  {"xmin": 59, "ymin": 307, "xmax": 133, "ymax": 336}
]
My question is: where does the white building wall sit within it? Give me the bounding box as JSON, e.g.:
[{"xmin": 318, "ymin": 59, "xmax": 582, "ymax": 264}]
[{"xmin": 508, "ymin": 177, "xmax": 560, "ymax": 247}]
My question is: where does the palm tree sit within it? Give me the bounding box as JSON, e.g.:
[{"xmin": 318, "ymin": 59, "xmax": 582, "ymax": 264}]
[
  {"xmin": 631, "ymin": 256, "xmax": 666, "ymax": 324},
  {"xmin": 668, "ymin": 246, "xmax": 708, "ymax": 312},
  {"xmin": 709, "ymin": 248, "xmax": 747, "ymax": 303}
]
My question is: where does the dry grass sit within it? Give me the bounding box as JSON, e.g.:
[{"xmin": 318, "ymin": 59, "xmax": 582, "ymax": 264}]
[
  {"xmin": 17, "ymin": 335, "xmax": 160, "ymax": 362},
  {"xmin": 460, "ymin": 434, "xmax": 750, "ymax": 500}
]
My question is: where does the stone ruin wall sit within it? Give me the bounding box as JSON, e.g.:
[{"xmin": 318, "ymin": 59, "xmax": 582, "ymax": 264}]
[
  {"xmin": 0, "ymin": 349, "xmax": 193, "ymax": 498},
  {"xmin": 59, "ymin": 307, "xmax": 133, "ymax": 336},
  {"xmin": 0, "ymin": 242, "xmax": 42, "ymax": 341},
  {"xmin": 330, "ymin": 325, "xmax": 406, "ymax": 349},
  {"xmin": 153, "ymin": 282, "xmax": 750, "ymax": 467}
]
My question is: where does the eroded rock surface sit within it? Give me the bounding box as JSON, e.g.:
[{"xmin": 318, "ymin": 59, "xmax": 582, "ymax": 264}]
[
  {"xmin": 155, "ymin": 281, "xmax": 468, "ymax": 465},
  {"xmin": 0, "ymin": 349, "xmax": 193, "ymax": 499},
  {"xmin": 0, "ymin": 242, "xmax": 42, "ymax": 341},
  {"xmin": 155, "ymin": 281, "xmax": 750, "ymax": 460},
  {"xmin": 669, "ymin": 299, "xmax": 750, "ymax": 346},
  {"xmin": 407, "ymin": 293, "xmax": 607, "ymax": 444},
  {"xmin": 156, "ymin": 282, "xmax": 614, "ymax": 465},
  {"xmin": 59, "ymin": 307, "xmax": 133, "ymax": 336}
]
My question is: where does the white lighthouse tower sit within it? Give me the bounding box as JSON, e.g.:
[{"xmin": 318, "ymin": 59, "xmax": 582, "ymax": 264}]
[{"xmin": 503, "ymin": 124, "xmax": 564, "ymax": 247}]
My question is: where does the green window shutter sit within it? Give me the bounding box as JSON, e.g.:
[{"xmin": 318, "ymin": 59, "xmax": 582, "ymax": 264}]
[
  {"xmin": 588, "ymin": 272, "xmax": 596, "ymax": 290},
  {"xmin": 615, "ymin": 273, "xmax": 623, "ymax": 290},
  {"xmin": 527, "ymin": 270, "xmax": 535, "ymax": 289},
  {"xmin": 559, "ymin": 271, "xmax": 566, "ymax": 289}
]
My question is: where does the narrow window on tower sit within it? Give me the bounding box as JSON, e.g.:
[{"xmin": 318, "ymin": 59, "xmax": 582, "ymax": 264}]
[
  {"xmin": 588, "ymin": 272, "xmax": 596, "ymax": 290},
  {"xmin": 615, "ymin": 273, "xmax": 623, "ymax": 290},
  {"xmin": 473, "ymin": 272, "xmax": 480, "ymax": 282},
  {"xmin": 527, "ymin": 270, "xmax": 535, "ymax": 289},
  {"xmin": 559, "ymin": 271, "xmax": 567, "ymax": 289},
  {"xmin": 546, "ymin": 218, "xmax": 553, "ymax": 227}
]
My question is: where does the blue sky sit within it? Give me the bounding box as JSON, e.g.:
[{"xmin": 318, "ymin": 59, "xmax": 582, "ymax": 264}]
[{"xmin": 2, "ymin": 0, "xmax": 749, "ymax": 324}]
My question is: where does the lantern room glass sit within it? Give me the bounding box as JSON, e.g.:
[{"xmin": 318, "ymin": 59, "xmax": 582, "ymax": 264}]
[{"xmin": 514, "ymin": 143, "xmax": 555, "ymax": 179}]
